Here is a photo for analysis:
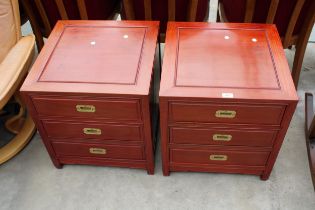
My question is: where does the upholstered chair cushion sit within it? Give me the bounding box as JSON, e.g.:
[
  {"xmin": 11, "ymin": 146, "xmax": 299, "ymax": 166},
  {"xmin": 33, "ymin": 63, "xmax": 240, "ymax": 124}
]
[
  {"xmin": 0, "ymin": 0, "xmax": 21, "ymax": 63},
  {"xmin": 0, "ymin": 35, "xmax": 35, "ymax": 108}
]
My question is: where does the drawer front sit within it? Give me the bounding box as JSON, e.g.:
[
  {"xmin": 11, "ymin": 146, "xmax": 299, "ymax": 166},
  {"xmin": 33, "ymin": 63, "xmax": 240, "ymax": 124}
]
[
  {"xmin": 171, "ymin": 148, "xmax": 269, "ymax": 166},
  {"xmin": 42, "ymin": 121, "xmax": 142, "ymax": 141},
  {"xmin": 31, "ymin": 96, "xmax": 141, "ymax": 121},
  {"xmin": 170, "ymin": 127, "xmax": 277, "ymax": 147},
  {"xmin": 170, "ymin": 102, "xmax": 285, "ymax": 125},
  {"xmin": 52, "ymin": 142, "xmax": 144, "ymax": 160}
]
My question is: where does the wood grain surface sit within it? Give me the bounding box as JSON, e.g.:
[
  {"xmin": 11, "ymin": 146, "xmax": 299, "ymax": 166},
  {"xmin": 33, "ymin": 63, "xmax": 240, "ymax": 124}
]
[
  {"xmin": 20, "ymin": 21, "xmax": 160, "ymax": 173},
  {"xmin": 160, "ymin": 22, "xmax": 298, "ymax": 179}
]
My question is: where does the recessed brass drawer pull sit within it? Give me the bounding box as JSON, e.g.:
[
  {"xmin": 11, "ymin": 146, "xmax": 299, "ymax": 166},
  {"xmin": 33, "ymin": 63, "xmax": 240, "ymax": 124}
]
[
  {"xmin": 215, "ymin": 110, "xmax": 236, "ymax": 118},
  {"xmin": 83, "ymin": 128, "xmax": 102, "ymax": 135},
  {"xmin": 209, "ymin": 155, "xmax": 228, "ymax": 161},
  {"xmin": 89, "ymin": 148, "xmax": 106, "ymax": 154},
  {"xmin": 213, "ymin": 134, "xmax": 232, "ymax": 141},
  {"xmin": 76, "ymin": 105, "xmax": 96, "ymax": 112}
]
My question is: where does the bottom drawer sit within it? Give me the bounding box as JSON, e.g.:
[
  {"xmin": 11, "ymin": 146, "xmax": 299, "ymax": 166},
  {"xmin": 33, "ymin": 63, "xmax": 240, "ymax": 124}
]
[
  {"xmin": 171, "ymin": 148, "xmax": 269, "ymax": 166},
  {"xmin": 169, "ymin": 163, "xmax": 264, "ymax": 176},
  {"xmin": 52, "ymin": 142, "xmax": 144, "ymax": 160},
  {"xmin": 58, "ymin": 156, "xmax": 147, "ymax": 170}
]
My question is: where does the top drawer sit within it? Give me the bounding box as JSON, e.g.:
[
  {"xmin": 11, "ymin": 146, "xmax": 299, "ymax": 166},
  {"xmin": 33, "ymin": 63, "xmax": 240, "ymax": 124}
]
[
  {"xmin": 169, "ymin": 102, "xmax": 285, "ymax": 125},
  {"xmin": 31, "ymin": 96, "xmax": 141, "ymax": 121}
]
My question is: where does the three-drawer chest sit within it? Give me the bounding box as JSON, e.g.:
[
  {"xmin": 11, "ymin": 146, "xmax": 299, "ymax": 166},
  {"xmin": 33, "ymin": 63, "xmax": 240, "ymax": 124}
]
[
  {"xmin": 159, "ymin": 22, "xmax": 298, "ymax": 180},
  {"xmin": 20, "ymin": 21, "xmax": 160, "ymax": 174}
]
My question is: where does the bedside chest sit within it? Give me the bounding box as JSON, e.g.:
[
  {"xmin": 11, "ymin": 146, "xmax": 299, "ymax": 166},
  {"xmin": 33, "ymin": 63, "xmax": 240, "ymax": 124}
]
[
  {"xmin": 20, "ymin": 21, "xmax": 159, "ymax": 174},
  {"xmin": 159, "ymin": 22, "xmax": 298, "ymax": 180}
]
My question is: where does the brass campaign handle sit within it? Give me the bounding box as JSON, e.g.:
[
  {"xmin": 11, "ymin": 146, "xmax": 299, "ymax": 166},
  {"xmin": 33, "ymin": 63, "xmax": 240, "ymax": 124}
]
[
  {"xmin": 209, "ymin": 155, "xmax": 228, "ymax": 161},
  {"xmin": 212, "ymin": 134, "xmax": 232, "ymax": 141},
  {"xmin": 83, "ymin": 128, "xmax": 102, "ymax": 135},
  {"xmin": 76, "ymin": 105, "xmax": 96, "ymax": 112},
  {"xmin": 215, "ymin": 110, "xmax": 236, "ymax": 118},
  {"xmin": 89, "ymin": 148, "xmax": 106, "ymax": 155}
]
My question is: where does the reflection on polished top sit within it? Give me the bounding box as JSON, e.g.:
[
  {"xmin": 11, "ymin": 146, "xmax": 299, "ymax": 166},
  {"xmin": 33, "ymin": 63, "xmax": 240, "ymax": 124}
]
[
  {"xmin": 40, "ymin": 26, "xmax": 146, "ymax": 85},
  {"xmin": 160, "ymin": 22, "xmax": 297, "ymax": 102},
  {"xmin": 176, "ymin": 28, "xmax": 278, "ymax": 89},
  {"xmin": 21, "ymin": 21, "xmax": 159, "ymax": 95}
]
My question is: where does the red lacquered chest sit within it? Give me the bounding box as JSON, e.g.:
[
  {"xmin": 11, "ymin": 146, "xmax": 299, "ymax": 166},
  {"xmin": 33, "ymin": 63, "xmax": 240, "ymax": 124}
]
[
  {"xmin": 159, "ymin": 22, "xmax": 298, "ymax": 180},
  {"xmin": 20, "ymin": 21, "xmax": 159, "ymax": 174}
]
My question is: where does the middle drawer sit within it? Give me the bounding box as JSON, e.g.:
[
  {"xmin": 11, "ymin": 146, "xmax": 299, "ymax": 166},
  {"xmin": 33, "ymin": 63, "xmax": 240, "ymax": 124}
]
[
  {"xmin": 170, "ymin": 126, "xmax": 278, "ymax": 147},
  {"xmin": 42, "ymin": 120, "xmax": 143, "ymax": 142}
]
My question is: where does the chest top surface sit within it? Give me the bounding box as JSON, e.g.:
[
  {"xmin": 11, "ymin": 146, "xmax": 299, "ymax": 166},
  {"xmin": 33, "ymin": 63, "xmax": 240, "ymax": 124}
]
[
  {"xmin": 21, "ymin": 20, "xmax": 159, "ymax": 95},
  {"xmin": 160, "ymin": 22, "xmax": 297, "ymax": 102}
]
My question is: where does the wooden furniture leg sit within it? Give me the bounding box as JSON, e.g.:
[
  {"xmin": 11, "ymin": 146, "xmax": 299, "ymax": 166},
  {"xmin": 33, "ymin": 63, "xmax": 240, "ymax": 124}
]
[
  {"xmin": 292, "ymin": 38, "xmax": 311, "ymax": 88},
  {"xmin": 20, "ymin": 0, "xmax": 45, "ymax": 51},
  {"xmin": 292, "ymin": 35, "xmax": 310, "ymax": 88},
  {"xmin": 304, "ymin": 93, "xmax": 315, "ymax": 190},
  {"xmin": 291, "ymin": 2, "xmax": 315, "ymax": 88}
]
